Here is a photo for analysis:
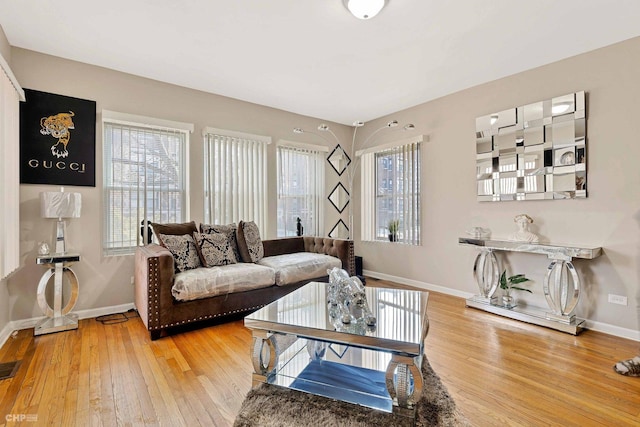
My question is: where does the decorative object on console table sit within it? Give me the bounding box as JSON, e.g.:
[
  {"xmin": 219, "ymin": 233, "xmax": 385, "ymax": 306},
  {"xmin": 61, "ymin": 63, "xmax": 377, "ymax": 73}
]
[
  {"xmin": 499, "ymin": 270, "xmax": 532, "ymax": 309},
  {"xmin": 508, "ymin": 214, "xmax": 539, "ymax": 243},
  {"xmin": 40, "ymin": 189, "xmax": 82, "ymax": 254},
  {"xmin": 20, "ymin": 89, "xmax": 96, "ymax": 187},
  {"xmin": 35, "ymin": 252, "xmax": 80, "ymax": 335},
  {"xmin": 459, "ymin": 237, "xmax": 602, "ymax": 335}
]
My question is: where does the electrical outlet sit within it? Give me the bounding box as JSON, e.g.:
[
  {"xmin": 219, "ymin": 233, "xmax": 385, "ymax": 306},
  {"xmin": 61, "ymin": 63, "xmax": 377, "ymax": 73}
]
[
  {"xmin": 608, "ymin": 294, "xmax": 628, "ymax": 306},
  {"xmin": 131, "ymin": 276, "xmax": 135, "ymax": 285}
]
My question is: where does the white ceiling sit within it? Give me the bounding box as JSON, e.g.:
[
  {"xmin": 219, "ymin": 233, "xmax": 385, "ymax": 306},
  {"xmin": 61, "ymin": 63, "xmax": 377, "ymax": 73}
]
[{"xmin": 2, "ymin": 0, "xmax": 640, "ymax": 125}]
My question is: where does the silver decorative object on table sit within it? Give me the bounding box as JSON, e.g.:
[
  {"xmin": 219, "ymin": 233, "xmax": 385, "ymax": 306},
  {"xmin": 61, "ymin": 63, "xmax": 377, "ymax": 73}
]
[
  {"xmin": 327, "ymin": 267, "xmax": 376, "ymax": 329},
  {"xmin": 459, "ymin": 237, "xmax": 602, "ymax": 335}
]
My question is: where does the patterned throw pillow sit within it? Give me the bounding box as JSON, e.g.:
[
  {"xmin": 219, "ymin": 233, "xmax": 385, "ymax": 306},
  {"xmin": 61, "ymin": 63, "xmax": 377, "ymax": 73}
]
[
  {"xmin": 158, "ymin": 233, "xmax": 202, "ymax": 272},
  {"xmin": 194, "ymin": 232, "xmax": 237, "ymax": 267},
  {"xmin": 199, "ymin": 223, "xmax": 241, "ymax": 262},
  {"xmin": 237, "ymin": 221, "xmax": 264, "ymax": 263}
]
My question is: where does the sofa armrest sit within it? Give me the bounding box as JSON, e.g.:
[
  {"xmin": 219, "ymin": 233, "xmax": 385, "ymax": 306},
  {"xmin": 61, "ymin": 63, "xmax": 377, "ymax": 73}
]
[
  {"xmin": 262, "ymin": 236, "xmax": 354, "ymax": 276},
  {"xmin": 303, "ymin": 237, "xmax": 355, "ymax": 276},
  {"xmin": 134, "ymin": 243, "xmax": 175, "ymax": 332}
]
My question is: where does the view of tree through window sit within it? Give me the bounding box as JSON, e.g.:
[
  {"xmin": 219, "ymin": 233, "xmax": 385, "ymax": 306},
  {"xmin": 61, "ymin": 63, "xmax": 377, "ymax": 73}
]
[{"xmin": 103, "ymin": 122, "xmax": 187, "ymax": 254}]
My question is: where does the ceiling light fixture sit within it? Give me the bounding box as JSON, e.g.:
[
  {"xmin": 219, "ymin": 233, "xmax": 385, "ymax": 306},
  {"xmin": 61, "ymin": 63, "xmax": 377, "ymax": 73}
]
[{"xmin": 343, "ymin": 0, "xmax": 388, "ymax": 20}]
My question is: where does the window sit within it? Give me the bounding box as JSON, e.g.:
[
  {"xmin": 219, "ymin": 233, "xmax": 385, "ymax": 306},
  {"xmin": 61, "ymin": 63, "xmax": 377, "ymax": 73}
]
[
  {"xmin": 361, "ymin": 136, "xmax": 421, "ymax": 245},
  {"xmin": 0, "ymin": 55, "xmax": 24, "ymax": 278},
  {"xmin": 103, "ymin": 111, "xmax": 192, "ymax": 255},
  {"xmin": 277, "ymin": 142, "xmax": 326, "ymax": 237},
  {"xmin": 203, "ymin": 128, "xmax": 269, "ymax": 234}
]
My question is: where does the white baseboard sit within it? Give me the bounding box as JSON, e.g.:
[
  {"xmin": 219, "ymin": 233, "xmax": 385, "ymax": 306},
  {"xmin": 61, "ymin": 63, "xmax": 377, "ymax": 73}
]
[
  {"xmin": 363, "ymin": 269, "xmax": 640, "ymax": 343},
  {"xmin": 363, "ymin": 269, "xmax": 474, "ymax": 299},
  {"xmin": 0, "ymin": 303, "xmax": 136, "ymax": 349}
]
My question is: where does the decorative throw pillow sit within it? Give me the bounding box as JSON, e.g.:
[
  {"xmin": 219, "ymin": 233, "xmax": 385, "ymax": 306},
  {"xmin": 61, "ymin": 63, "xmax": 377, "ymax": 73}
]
[
  {"xmin": 194, "ymin": 232, "xmax": 237, "ymax": 267},
  {"xmin": 199, "ymin": 223, "xmax": 241, "ymax": 261},
  {"xmin": 237, "ymin": 221, "xmax": 264, "ymax": 263},
  {"xmin": 151, "ymin": 221, "xmax": 198, "ymax": 247},
  {"xmin": 158, "ymin": 233, "xmax": 202, "ymax": 272}
]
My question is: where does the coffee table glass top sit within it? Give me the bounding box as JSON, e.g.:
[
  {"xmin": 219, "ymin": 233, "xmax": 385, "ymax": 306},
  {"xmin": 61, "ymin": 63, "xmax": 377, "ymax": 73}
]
[{"xmin": 245, "ymin": 281, "xmax": 429, "ymax": 357}]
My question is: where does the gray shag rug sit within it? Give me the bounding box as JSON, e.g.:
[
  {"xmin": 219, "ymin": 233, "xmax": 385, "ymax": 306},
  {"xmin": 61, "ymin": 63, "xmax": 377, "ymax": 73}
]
[{"xmin": 234, "ymin": 357, "xmax": 470, "ymax": 426}]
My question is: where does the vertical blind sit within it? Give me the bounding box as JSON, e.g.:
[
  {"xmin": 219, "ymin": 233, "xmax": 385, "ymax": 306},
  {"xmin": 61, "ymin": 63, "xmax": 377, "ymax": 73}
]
[
  {"xmin": 0, "ymin": 55, "xmax": 24, "ymax": 279},
  {"xmin": 277, "ymin": 143, "xmax": 326, "ymax": 237},
  {"xmin": 361, "ymin": 137, "xmax": 421, "ymax": 245},
  {"xmin": 203, "ymin": 129, "xmax": 269, "ymax": 234},
  {"xmin": 103, "ymin": 120, "xmax": 189, "ymax": 255}
]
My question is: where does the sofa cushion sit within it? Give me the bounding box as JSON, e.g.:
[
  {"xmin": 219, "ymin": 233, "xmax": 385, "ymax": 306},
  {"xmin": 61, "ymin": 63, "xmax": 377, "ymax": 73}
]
[
  {"xmin": 159, "ymin": 233, "xmax": 202, "ymax": 272},
  {"xmin": 151, "ymin": 221, "xmax": 197, "ymax": 247},
  {"xmin": 194, "ymin": 232, "xmax": 237, "ymax": 267},
  {"xmin": 171, "ymin": 263, "xmax": 275, "ymax": 302},
  {"xmin": 237, "ymin": 221, "xmax": 264, "ymax": 263},
  {"xmin": 200, "ymin": 223, "xmax": 241, "ymax": 262},
  {"xmin": 258, "ymin": 252, "xmax": 342, "ymax": 286}
]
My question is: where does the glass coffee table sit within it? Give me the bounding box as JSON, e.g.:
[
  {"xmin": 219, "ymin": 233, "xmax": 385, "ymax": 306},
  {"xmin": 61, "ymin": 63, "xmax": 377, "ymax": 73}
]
[{"xmin": 244, "ymin": 281, "xmax": 429, "ymax": 417}]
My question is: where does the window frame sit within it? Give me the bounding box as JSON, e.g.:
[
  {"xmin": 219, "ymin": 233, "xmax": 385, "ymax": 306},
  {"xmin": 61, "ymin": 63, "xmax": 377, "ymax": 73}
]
[
  {"xmin": 102, "ymin": 110, "xmax": 192, "ymax": 256},
  {"xmin": 360, "ymin": 135, "xmax": 422, "ymax": 245},
  {"xmin": 276, "ymin": 140, "xmax": 327, "ymax": 237}
]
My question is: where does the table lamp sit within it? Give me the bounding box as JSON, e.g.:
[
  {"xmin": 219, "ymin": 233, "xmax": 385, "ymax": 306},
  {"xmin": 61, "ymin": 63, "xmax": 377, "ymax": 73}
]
[{"xmin": 40, "ymin": 188, "xmax": 81, "ymax": 254}]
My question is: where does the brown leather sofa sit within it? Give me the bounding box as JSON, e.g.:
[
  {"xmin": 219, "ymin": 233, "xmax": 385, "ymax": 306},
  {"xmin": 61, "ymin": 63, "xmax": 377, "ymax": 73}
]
[{"xmin": 135, "ymin": 236, "xmax": 355, "ymax": 340}]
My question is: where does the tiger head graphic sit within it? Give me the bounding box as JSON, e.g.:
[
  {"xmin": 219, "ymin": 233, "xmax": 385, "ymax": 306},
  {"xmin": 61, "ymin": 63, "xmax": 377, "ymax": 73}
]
[{"xmin": 40, "ymin": 111, "xmax": 75, "ymax": 158}]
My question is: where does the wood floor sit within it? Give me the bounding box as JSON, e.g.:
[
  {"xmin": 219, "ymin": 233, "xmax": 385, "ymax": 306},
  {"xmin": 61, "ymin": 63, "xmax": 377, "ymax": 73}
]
[{"xmin": 1, "ymin": 278, "xmax": 639, "ymax": 426}]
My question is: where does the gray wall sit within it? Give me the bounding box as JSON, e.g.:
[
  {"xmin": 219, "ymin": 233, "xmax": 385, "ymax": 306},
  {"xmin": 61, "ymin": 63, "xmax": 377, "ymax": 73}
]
[
  {"xmin": 0, "ymin": 24, "xmax": 12, "ymax": 335},
  {"xmin": 7, "ymin": 47, "xmax": 350, "ymax": 321},
  {"xmin": 353, "ymin": 36, "xmax": 640, "ymax": 336}
]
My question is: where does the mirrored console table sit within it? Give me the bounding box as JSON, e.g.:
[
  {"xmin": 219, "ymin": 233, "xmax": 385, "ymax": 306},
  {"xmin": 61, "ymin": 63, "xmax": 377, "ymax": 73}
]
[{"xmin": 458, "ymin": 238, "xmax": 602, "ymax": 335}]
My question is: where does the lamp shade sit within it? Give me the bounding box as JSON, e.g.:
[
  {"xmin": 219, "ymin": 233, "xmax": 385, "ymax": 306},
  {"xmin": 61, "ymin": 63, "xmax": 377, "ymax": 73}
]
[{"xmin": 40, "ymin": 192, "xmax": 82, "ymax": 219}]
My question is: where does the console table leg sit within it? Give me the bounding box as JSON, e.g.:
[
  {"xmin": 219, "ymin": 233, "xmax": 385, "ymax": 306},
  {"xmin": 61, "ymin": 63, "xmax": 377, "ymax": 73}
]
[
  {"xmin": 543, "ymin": 259, "xmax": 580, "ymax": 321},
  {"xmin": 385, "ymin": 354, "xmax": 423, "ymax": 416}
]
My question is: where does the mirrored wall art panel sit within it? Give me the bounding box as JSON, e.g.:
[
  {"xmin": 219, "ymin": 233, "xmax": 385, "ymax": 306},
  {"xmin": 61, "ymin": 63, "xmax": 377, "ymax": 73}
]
[
  {"xmin": 475, "ymin": 91, "xmax": 587, "ymax": 201},
  {"xmin": 327, "ymin": 144, "xmax": 351, "ymax": 176},
  {"xmin": 328, "ymin": 219, "xmax": 349, "ymax": 239},
  {"xmin": 328, "ymin": 182, "xmax": 350, "ymax": 213}
]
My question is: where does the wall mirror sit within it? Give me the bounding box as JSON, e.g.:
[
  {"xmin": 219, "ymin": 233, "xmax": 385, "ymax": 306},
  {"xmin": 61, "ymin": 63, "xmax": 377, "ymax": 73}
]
[
  {"xmin": 475, "ymin": 91, "xmax": 586, "ymax": 201},
  {"xmin": 327, "ymin": 144, "xmax": 351, "ymax": 176},
  {"xmin": 328, "ymin": 182, "xmax": 349, "ymax": 213},
  {"xmin": 328, "ymin": 219, "xmax": 349, "ymax": 239}
]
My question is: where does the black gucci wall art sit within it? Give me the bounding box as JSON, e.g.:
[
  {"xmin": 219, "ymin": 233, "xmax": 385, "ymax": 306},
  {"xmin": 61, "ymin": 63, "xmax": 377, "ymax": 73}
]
[{"xmin": 20, "ymin": 89, "xmax": 96, "ymax": 186}]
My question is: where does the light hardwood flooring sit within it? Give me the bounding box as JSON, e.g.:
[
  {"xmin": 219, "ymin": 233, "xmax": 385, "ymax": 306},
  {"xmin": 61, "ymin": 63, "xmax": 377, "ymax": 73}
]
[{"xmin": 0, "ymin": 278, "xmax": 639, "ymax": 426}]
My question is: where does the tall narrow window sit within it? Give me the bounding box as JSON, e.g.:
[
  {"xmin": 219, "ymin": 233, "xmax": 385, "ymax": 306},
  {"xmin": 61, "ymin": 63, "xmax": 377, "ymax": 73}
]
[
  {"xmin": 361, "ymin": 136, "xmax": 421, "ymax": 245},
  {"xmin": 203, "ymin": 128, "xmax": 269, "ymax": 234},
  {"xmin": 0, "ymin": 54, "xmax": 24, "ymax": 279},
  {"xmin": 277, "ymin": 142, "xmax": 326, "ymax": 237},
  {"xmin": 103, "ymin": 111, "xmax": 192, "ymax": 255}
]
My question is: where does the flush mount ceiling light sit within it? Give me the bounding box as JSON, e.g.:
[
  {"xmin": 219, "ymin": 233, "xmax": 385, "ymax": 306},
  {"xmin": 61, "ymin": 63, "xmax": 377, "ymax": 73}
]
[{"xmin": 343, "ymin": 0, "xmax": 388, "ymax": 20}]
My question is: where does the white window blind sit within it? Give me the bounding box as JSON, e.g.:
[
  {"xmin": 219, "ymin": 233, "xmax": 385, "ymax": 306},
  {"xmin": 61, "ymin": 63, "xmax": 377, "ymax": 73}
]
[
  {"xmin": 0, "ymin": 54, "xmax": 24, "ymax": 279},
  {"xmin": 103, "ymin": 115, "xmax": 190, "ymax": 255},
  {"xmin": 361, "ymin": 137, "xmax": 421, "ymax": 245},
  {"xmin": 203, "ymin": 128, "xmax": 269, "ymax": 234},
  {"xmin": 277, "ymin": 142, "xmax": 326, "ymax": 237}
]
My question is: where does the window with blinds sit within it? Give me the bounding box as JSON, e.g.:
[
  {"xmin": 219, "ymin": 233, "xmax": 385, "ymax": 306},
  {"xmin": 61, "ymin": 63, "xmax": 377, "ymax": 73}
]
[
  {"xmin": 361, "ymin": 136, "xmax": 421, "ymax": 245},
  {"xmin": 103, "ymin": 114, "xmax": 190, "ymax": 255},
  {"xmin": 0, "ymin": 55, "xmax": 24, "ymax": 279},
  {"xmin": 203, "ymin": 128, "xmax": 269, "ymax": 234},
  {"xmin": 277, "ymin": 143, "xmax": 326, "ymax": 237}
]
